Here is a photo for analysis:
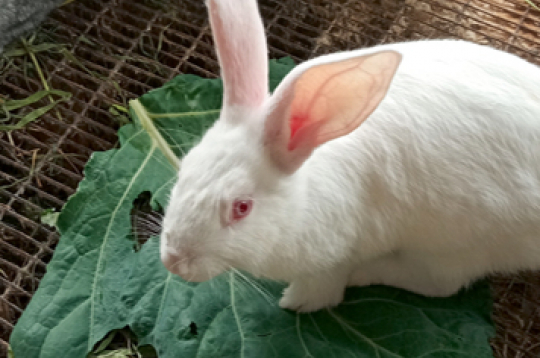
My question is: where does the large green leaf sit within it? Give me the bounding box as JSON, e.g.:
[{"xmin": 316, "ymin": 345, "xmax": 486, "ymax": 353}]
[{"xmin": 10, "ymin": 57, "xmax": 495, "ymax": 358}]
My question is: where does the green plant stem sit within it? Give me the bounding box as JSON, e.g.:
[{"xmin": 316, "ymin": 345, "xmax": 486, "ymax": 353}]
[
  {"xmin": 147, "ymin": 109, "xmax": 220, "ymax": 119},
  {"xmin": 525, "ymin": 0, "xmax": 540, "ymax": 10},
  {"xmin": 130, "ymin": 99, "xmax": 180, "ymax": 170}
]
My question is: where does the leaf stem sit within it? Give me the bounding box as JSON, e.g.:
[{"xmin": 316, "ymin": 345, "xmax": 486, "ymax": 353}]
[
  {"xmin": 147, "ymin": 109, "xmax": 220, "ymax": 119},
  {"xmin": 524, "ymin": 0, "xmax": 539, "ymax": 10},
  {"xmin": 129, "ymin": 99, "xmax": 180, "ymax": 170}
]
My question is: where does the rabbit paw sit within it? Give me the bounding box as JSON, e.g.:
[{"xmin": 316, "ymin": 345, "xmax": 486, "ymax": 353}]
[{"xmin": 279, "ymin": 280, "xmax": 345, "ymax": 313}]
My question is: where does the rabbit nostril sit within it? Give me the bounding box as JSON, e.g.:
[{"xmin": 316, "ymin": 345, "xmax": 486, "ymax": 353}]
[
  {"xmin": 161, "ymin": 248, "xmax": 197, "ymax": 279},
  {"xmin": 161, "ymin": 251, "xmax": 181, "ymax": 271}
]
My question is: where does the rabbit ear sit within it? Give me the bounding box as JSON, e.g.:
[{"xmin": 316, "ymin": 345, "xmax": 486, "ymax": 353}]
[
  {"xmin": 207, "ymin": 0, "xmax": 268, "ymax": 109},
  {"xmin": 264, "ymin": 50, "xmax": 402, "ymax": 173}
]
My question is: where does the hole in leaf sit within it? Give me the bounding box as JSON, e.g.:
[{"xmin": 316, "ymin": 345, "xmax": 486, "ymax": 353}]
[
  {"xmin": 90, "ymin": 326, "xmax": 158, "ymax": 357},
  {"xmin": 189, "ymin": 321, "xmax": 198, "ymax": 336},
  {"xmin": 176, "ymin": 321, "xmax": 199, "ymax": 340},
  {"xmin": 130, "ymin": 191, "xmax": 164, "ymax": 252}
]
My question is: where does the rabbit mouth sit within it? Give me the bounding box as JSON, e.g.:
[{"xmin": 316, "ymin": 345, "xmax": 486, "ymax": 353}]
[
  {"xmin": 175, "ymin": 267, "xmax": 218, "ymax": 283},
  {"xmin": 161, "ymin": 249, "xmax": 226, "ymax": 282}
]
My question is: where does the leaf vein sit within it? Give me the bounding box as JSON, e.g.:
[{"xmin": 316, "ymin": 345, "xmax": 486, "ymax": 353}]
[{"xmin": 88, "ymin": 144, "xmax": 157, "ymax": 351}]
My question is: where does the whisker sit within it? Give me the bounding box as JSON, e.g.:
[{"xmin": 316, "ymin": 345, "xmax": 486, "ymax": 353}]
[
  {"xmin": 133, "ymin": 219, "xmax": 162, "ymax": 228},
  {"xmin": 132, "ymin": 227, "xmax": 161, "ymax": 237},
  {"xmin": 206, "ymin": 266, "xmax": 217, "ymax": 292},
  {"xmin": 136, "ymin": 216, "xmax": 163, "ymax": 225},
  {"xmin": 133, "ymin": 231, "xmax": 160, "ymax": 238},
  {"xmin": 140, "ymin": 210, "xmax": 164, "ymax": 218},
  {"xmin": 231, "ymin": 268, "xmax": 275, "ymax": 305},
  {"xmin": 133, "ymin": 213, "xmax": 164, "ymax": 237},
  {"xmin": 136, "ymin": 213, "xmax": 164, "ymax": 224},
  {"xmin": 133, "ymin": 227, "xmax": 162, "ymax": 234},
  {"xmin": 136, "ymin": 219, "xmax": 161, "ymax": 227}
]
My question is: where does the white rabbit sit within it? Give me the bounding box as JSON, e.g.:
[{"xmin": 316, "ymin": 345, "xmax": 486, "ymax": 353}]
[{"xmin": 160, "ymin": 0, "xmax": 540, "ymax": 312}]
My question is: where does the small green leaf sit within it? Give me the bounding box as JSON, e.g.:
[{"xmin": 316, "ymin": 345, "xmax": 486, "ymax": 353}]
[
  {"xmin": 109, "ymin": 106, "xmax": 131, "ymax": 126},
  {"xmin": 77, "ymin": 35, "xmax": 97, "ymax": 47},
  {"xmin": 1, "ymin": 90, "xmax": 70, "ymax": 111},
  {"xmin": 41, "ymin": 209, "xmax": 60, "ymax": 229},
  {"xmin": 92, "ymin": 331, "xmax": 119, "ymax": 356},
  {"xmin": 0, "ymin": 90, "xmax": 71, "ymax": 131},
  {"xmin": 112, "ymin": 104, "xmax": 129, "ymax": 114},
  {"xmin": 10, "ymin": 59, "xmax": 495, "ymax": 358}
]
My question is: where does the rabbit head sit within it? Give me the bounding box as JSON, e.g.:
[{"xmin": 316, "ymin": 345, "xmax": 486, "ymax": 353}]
[{"xmin": 160, "ymin": 0, "xmax": 401, "ymax": 283}]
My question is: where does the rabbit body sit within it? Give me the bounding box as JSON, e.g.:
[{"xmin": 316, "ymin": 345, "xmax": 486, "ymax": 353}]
[
  {"xmin": 160, "ymin": 0, "xmax": 540, "ymax": 312},
  {"xmin": 275, "ymin": 41, "xmax": 540, "ymax": 310}
]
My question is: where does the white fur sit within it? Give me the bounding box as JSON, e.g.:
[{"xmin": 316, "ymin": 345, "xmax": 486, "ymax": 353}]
[{"xmin": 161, "ymin": 3, "xmax": 540, "ymax": 313}]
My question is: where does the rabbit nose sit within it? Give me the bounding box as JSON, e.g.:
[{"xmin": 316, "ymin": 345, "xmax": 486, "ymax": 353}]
[
  {"xmin": 161, "ymin": 250, "xmax": 181, "ymax": 273},
  {"xmin": 161, "ymin": 249, "xmax": 196, "ymax": 281}
]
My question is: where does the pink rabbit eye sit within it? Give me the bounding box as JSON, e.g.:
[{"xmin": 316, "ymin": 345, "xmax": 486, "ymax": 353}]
[{"xmin": 232, "ymin": 199, "xmax": 253, "ymax": 221}]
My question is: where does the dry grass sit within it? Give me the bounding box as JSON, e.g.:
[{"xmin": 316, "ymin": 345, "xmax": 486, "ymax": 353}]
[{"xmin": 491, "ymin": 272, "xmax": 540, "ymax": 357}]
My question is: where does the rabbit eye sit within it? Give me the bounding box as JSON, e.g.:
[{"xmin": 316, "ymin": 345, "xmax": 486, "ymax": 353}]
[{"xmin": 232, "ymin": 199, "xmax": 253, "ymax": 221}]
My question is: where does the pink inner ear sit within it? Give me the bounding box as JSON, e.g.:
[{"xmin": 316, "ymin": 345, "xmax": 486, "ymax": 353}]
[
  {"xmin": 289, "ymin": 51, "xmax": 402, "ymax": 151},
  {"xmin": 265, "ymin": 50, "xmax": 401, "ymax": 173},
  {"xmin": 290, "ymin": 114, "xmax": 308, "ymax": 139}
]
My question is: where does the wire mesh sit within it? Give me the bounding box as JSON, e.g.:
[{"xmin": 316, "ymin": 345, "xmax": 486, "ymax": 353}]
[{"xmin": 0, "ymin": 0, "xmax": 539, "ymax": 356}]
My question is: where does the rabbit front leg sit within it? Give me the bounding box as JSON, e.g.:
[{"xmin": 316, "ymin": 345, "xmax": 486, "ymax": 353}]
[{"xmin": 279, "ymin": 268, "xmax": 350, "ymax": 312}]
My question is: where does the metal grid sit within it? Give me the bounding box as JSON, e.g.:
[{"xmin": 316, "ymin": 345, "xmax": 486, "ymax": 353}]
[{"xmin": 0, "ymin": 0, "xmax": 539, "ymax": 356}]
